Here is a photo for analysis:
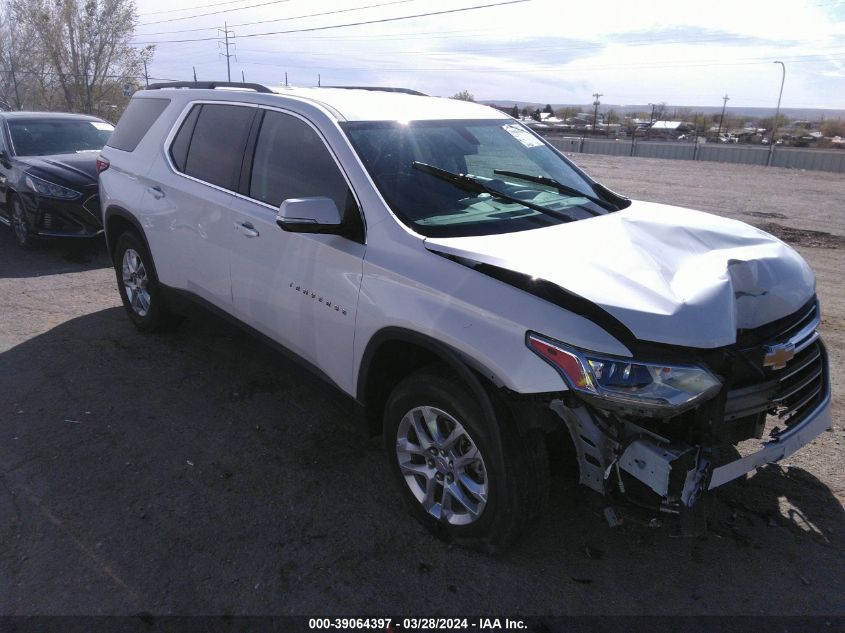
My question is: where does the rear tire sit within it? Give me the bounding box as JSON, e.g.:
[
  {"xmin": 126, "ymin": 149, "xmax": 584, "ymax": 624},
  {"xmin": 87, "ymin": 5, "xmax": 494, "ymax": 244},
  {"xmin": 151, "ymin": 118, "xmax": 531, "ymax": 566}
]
[
  {"xmin": 113, "ymin": 230, "xmax": 180, "ymax": 333},
  {"xmin": 383, "ymin": 366, "xmax": 548, "ymax": 554}
]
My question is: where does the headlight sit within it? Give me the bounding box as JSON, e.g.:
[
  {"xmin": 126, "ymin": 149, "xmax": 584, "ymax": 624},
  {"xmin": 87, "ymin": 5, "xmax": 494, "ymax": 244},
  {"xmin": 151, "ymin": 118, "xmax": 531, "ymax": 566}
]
[
  {"xmin": 25, "ymin": 174, "xmax": 81, "ymax": 200},
  {"xmin": 527, "ymin": 332, "xmax": 721, "ymax": 414}
]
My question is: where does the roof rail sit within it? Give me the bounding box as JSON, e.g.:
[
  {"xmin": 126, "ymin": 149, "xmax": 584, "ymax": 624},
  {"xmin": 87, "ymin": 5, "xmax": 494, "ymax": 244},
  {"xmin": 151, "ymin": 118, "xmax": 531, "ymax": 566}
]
[
  {"xmin": 146, "ymin": 81, "xmax": 273, "ymax": 93},
  {"xmin": 322, "ymin": 86, "xmax": 428, "ymax": 96}
]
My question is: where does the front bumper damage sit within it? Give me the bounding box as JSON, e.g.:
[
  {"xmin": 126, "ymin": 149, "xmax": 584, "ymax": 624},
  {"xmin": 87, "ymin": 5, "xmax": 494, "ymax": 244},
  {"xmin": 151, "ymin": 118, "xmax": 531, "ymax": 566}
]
[
  {"xmin": 549, "ymin": 322, "xmax": 832, "ymax": 518},
  {"xmin": 19, "ymin": 187, "xmax": 103, "ymax": 239},
  {"xmin": 552, "ymin": 388, "xmax": 831, "ymax": 515}
]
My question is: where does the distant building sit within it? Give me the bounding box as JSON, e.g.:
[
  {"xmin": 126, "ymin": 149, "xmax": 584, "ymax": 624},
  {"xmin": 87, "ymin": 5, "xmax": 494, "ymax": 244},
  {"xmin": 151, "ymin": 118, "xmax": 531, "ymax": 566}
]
[
  {"xmin": 648, "ymin": 121, "xmax": 695, "ymax": 139},
  {"xmin": 566, "ymin": 112, "xmax": 604, "ymax": 126}
]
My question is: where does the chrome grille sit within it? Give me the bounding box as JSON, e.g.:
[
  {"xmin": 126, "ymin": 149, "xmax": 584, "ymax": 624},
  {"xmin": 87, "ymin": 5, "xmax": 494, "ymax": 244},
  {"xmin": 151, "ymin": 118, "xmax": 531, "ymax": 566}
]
[
  {"xmin": 770, "ymin": 340, "xmax": 825, "ymax": 427},
  {"xmin": 724, "ymin": 300, "xmax": 827, "ymax": 432},
  {"xmin": 774, "ymin": 301, "xmax": 818, "ymax": 343}
]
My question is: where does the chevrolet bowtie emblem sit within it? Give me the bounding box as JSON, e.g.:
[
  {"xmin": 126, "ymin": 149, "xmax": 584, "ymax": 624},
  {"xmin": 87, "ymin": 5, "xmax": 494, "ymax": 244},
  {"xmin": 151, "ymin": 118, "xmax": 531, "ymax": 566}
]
[{"xmin": 763, "ymin": 342, "xmax": 796, "ymax": 370}]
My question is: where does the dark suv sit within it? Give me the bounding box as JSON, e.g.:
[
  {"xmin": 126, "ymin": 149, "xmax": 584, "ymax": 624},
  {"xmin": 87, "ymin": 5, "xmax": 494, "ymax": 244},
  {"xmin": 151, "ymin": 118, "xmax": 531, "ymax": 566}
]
[{"xmin": 0, "ymin": 111, "xmax": 114, "ymax": 248}]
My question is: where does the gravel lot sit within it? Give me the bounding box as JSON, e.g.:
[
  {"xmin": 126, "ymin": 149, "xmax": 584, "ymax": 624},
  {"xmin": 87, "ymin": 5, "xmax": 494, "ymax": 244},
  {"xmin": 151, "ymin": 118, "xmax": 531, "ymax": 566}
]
[{"xmin": 1, "ymin": 156, "xmax": 843, "ymax": 617}]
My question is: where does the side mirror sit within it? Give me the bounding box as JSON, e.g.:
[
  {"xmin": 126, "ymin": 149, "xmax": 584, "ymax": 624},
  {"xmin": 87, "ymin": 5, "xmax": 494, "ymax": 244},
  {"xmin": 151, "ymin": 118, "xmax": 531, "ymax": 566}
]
[
  {"xmin": 0, "ymin": 149, "xmax": 10, "ymax": 168},
  {"xmin": 276, "ymin": 197, "xmax": 343, "ymax": 234}
]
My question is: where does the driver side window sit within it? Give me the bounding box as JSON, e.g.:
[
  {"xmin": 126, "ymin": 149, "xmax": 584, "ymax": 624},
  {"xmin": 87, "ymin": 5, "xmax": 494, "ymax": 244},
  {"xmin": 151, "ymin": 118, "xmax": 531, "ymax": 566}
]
[{"xmin": 249, "ymin": 110, "xmax": 351, "ymax": 214}]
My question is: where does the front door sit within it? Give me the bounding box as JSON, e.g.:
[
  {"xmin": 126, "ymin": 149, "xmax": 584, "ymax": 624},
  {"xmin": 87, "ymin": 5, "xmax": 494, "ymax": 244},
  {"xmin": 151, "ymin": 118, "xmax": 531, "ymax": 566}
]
[{"xmin": 229, "ymin": 109, "xmax": 366, "ymax": 394}]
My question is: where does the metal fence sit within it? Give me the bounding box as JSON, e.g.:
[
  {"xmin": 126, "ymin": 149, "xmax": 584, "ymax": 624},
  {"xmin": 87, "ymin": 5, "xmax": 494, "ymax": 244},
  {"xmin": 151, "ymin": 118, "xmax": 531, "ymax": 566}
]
[{"xmin": 544, "ymin": 136, "xmax": 845, "ymax": 174}]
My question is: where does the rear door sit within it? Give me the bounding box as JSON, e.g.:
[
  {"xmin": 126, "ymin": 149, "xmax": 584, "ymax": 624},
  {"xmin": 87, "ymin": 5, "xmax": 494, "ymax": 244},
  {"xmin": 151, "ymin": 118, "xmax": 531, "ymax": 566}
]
[
  {"xmin": 229, "ymin": 108, "xmax": 366, "ymax": 393},
  {"xmin": 142, "ymin": 102, "xmax": 257, "ymax": 308}
]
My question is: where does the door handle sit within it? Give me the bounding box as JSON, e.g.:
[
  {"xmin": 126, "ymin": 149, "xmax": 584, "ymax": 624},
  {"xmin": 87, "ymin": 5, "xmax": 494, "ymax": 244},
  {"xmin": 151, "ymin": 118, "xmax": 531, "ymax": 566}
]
[
  {"xmin": 234, "ymin": 221, "xmax": 259, "ymax": 238},
  {"xmin": 148, "ymin": 185, "xmax": 165, "ymax": 200}
]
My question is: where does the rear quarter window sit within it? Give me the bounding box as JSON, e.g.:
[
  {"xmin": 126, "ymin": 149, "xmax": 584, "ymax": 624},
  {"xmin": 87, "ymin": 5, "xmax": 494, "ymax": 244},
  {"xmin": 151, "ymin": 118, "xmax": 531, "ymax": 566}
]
[
  {"xmin": 181, "ymin": 104, "xmax": 255, "ymax": 191},
  {"xmin": 107, "ymin": 97, "xmax": 171, "ymax": 152}
]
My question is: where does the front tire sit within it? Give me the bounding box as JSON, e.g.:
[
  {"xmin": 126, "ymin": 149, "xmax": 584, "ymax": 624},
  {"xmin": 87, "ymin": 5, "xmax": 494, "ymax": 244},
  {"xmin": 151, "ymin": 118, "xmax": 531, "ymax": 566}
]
[
  {"xmin": 113, "ymin": 230, "xmax": 179, "ymax": 333},
  {"xmin": 383, "ymin": 367, "xmax": 548, "ymax": 553},
  {"xmin": 10, "ymin": 195, "xmax": 35, "ymax": 249}
]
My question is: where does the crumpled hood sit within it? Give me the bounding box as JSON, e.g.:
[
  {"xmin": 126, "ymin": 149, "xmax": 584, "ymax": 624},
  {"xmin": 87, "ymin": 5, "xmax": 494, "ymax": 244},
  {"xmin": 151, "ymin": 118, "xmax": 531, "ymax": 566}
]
[{"xmin": 425, "ymin": 200, "xmax": 816, "ymax": 349}]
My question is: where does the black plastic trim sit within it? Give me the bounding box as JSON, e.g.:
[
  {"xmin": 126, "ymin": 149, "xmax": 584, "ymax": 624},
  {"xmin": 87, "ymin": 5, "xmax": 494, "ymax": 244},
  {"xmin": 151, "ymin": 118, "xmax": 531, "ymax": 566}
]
[
  {"xmin": 322, "ymin": 86, "xmax": 427, "ymax": 96},
  {"xmin": 147, "ymin": 81, "xmax": 273, "ymax": 93},
  {"xmin": 356, "ymin": 327, "xmax": 500, "ymax": 428}
]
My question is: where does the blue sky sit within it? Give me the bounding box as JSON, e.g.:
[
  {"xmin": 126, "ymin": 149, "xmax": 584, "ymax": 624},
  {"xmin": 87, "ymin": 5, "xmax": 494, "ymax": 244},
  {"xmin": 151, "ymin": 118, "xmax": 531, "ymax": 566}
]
[{"xmin": 134, "ymin": 0, "xmax": 845, "ymax": 109}]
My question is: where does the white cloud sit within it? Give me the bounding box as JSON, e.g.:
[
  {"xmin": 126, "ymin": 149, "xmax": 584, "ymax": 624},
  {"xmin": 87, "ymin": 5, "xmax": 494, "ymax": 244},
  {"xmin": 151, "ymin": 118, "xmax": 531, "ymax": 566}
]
[{"xmin": 136, "ymin": 0, "xmax": 845, "ymax": 109}]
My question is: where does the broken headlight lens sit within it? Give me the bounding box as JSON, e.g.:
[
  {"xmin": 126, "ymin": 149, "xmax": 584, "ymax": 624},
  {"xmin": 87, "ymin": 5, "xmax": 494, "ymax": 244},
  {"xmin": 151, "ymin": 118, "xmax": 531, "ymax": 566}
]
[{"xmin": 527, "ymin": 332, "xmax": 721, "ymax": 411}]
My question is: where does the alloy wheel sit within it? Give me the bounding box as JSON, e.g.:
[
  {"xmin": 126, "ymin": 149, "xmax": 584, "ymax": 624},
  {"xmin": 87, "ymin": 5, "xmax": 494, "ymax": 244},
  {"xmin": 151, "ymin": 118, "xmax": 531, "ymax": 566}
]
[
  {"xmin": 396, "ymin": 406, "xmax": 488, "ymax": 525},
  {"xmin": 11, "ymin": 199, "xmax": 28, "ymax": 245},
  {"xmin": 122, "ymin": 248, "xmax": 151, "ymax": 317}
]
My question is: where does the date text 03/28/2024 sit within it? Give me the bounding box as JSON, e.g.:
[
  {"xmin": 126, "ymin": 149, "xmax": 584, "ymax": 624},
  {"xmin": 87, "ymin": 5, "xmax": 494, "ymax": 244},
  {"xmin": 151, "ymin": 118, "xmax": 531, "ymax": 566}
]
[{"xmin": 307, "ymin": 618, "xmax": 527, "ymax": 630}]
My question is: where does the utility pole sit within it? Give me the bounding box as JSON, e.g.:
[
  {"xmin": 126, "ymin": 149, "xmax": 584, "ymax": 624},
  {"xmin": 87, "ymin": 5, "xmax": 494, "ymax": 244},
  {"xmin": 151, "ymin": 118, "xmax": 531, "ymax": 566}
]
[
  {"xmin": 193, "ymin": 66, "xmax": 197, "ymax": 81},
  {"xmin": 591, "ymin": 92, "xmax": 603, "ymax": 137},
  {"xmin": 143, "ymin": 60, "xmax": 149, "ymax": 88},
  {"xmin": 716, "ymin": 94, "xmax": 729, "ymax": 140},
  {"xmin": 242, "ymin": 70, "xmax": 245, "ymax": 83},
  {"xmin": 318, "ymin": 73, "xmax": 321, "ymax": 87},
  {"xmin": 219, "ymin": 22, "xmax": 236, "ymax": 82},
  {"xmin": 767, "ymin": 61, "xmax": 786, "ymax": 167},
  {"xmin": 284, "ymin": 72, "xmax": 288, "ymax": 86},
  {"xmin": 647, "ymin": 103, "xmax": 657, "ymax": 139}
]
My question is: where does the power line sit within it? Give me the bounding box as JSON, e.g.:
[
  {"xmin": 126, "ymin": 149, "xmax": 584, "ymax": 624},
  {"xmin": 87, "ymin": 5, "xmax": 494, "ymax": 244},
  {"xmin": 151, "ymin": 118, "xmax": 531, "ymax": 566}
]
[
  {"xmin": 140, "ymin": 0, "xmax": 294, "ymax": 26},
  {"xmin": 132, "ymin": 0, "xmax": 530, "ymax": 44},
  {"xmin": 139, "ymin": 0, "xmax": 265, "ymax": 17},
  {"xmin": 136, "ymin": 0, "xmax": 417, "ymax": 36}
]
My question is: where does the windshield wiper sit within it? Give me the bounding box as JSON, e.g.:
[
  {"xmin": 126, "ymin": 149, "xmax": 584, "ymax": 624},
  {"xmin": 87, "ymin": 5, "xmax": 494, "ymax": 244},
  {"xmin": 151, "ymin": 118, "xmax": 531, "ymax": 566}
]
[
  {"xmin": 411, "ymin": 162, "xmax": 578, "ymax": 223},
  {"xmin": 493, "ymin": 169, "xmax": 614, "ymax": 212}
]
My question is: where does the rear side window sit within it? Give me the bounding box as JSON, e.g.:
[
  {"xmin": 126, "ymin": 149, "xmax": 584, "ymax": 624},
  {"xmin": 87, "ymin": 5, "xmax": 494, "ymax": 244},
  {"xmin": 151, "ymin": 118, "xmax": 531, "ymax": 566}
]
[
  {"xmin": 183, "ymin": 104, "xmax": 255, "ymax": 191},
  {"xmin": 107, "ymin": 97, "xmax": 170, "ymax": 151},
  {"xmin": 249, "ymin": 110, "xmax": 349, "ymax": 212},
  {"xmin": 169, "ymin": 105, "xmax": 201, "ymax": 172}
]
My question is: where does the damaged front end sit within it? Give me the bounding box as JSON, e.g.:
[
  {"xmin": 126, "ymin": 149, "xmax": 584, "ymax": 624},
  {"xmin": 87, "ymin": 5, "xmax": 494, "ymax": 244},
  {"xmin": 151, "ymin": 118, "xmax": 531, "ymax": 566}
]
[{"xmin": 532, "ymin": 298, "xmax": 832, "ymax": 522}]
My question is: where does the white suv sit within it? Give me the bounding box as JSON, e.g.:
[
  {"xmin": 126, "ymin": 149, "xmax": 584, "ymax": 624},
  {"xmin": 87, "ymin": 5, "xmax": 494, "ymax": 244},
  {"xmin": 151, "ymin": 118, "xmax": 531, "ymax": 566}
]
[{"xmin": 99, "ymin": 82, "xmax": 831, "ymax": 552}]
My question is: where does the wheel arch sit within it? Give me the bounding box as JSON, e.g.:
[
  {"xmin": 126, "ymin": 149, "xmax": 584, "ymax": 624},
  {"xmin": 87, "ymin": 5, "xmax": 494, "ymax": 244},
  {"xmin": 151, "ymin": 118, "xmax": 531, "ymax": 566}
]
[
  {"xmin": 104, "ymin": 206, "xmax": 149, "ymax": 257},
  {"xmin": 356, "ymin": 328, "xmax": 507, "ymax": 437}
]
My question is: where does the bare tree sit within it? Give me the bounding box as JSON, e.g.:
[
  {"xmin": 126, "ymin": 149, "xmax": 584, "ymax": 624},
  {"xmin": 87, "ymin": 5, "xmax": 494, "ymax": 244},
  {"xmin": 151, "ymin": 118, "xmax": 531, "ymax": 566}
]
[
  {"xmin": 451, "ymin": 90, "xmax": 475, "ymax": 102},
  {"xmin": 0, "ymin": 2, "xmax": 40, "ymax": 109},
  {"xmin": 7, "ymin": 0, "xmax": 153, "ymax": 115}
]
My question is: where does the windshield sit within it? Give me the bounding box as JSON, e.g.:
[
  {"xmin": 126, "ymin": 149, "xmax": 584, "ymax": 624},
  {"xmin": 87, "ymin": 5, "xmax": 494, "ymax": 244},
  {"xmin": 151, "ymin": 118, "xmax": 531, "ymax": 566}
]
[
  {"xmin": 342, "ymin": 119, "xmax": 612, "ymax": 237},
  {"xmin": 8, "ymin": 118, "xmax": 114, "ymax": 156}
]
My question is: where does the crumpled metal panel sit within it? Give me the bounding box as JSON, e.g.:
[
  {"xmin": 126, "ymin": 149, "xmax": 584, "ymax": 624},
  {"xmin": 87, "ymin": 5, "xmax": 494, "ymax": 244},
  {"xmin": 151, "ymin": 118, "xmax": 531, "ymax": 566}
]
[{"xmin": 425, "ymin": 200, "xmax": 816, "ymax": 349}]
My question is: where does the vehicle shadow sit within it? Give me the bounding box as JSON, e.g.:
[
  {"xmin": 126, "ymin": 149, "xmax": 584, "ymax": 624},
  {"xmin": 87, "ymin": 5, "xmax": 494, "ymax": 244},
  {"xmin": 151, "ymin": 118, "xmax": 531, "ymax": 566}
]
[
  {"xmin": 1, "ymin": 305, "xmax": 843, "ymax": 616},
  {"xmin": 0, "ymin": 225, "xmax": 110, "ymax": 279}
]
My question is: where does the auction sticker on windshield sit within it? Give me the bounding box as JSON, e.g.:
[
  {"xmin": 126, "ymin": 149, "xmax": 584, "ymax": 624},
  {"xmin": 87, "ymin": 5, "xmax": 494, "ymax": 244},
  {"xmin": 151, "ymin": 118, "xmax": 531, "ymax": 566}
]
[{"xmin": 502, "ymin": 123, "xmax": 544, "ymax": 148}]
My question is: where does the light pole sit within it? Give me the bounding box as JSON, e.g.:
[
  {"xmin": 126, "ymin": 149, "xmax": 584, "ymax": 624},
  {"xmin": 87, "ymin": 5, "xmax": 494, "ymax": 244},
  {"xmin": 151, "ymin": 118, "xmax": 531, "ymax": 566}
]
[{"xmin": 767, "ymin": 61, "xmax": 786, "ymax": 167}]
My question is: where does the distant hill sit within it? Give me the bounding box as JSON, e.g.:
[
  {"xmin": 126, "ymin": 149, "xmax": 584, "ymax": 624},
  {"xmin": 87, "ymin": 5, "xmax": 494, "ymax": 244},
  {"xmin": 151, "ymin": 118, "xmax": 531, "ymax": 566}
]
[{"xmin": 481, "ymin": 101, "xmax": 845, "ymax": 121}]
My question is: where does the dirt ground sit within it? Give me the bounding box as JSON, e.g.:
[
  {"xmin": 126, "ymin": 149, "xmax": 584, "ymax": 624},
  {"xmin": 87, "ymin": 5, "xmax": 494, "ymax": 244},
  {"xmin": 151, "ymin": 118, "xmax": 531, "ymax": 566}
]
[{"xmin": 0, "ymin": 156, "xmax": 843, "ymax": 617}]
